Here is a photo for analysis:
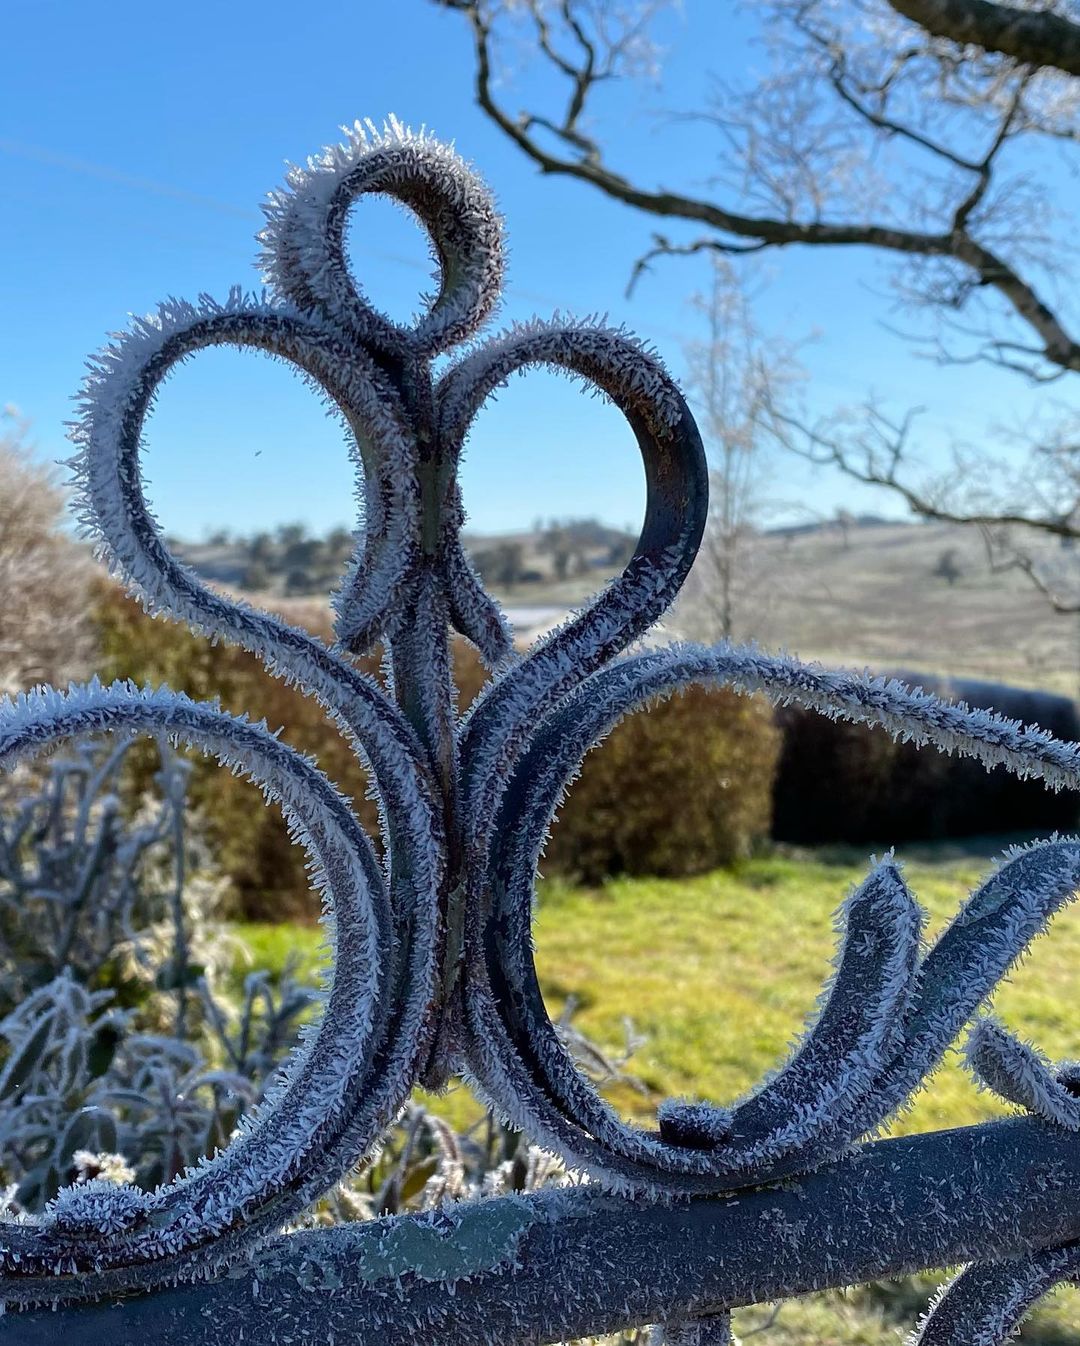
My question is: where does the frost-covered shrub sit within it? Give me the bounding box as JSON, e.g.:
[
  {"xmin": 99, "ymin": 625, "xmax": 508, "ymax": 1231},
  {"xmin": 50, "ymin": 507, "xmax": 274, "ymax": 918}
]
[
  {"xmin": 543, "ymin": 686, "xmax": 780, "ymax": 882},
  {"xmin": 0, "ymin": 739, "xmax": 316, "ymax": 1208},
  {"xmin": 0, "ymin": 736, "xmax": 224, "ymax": 1021},
  {"xmin": 0, "ymin": 413, "xmax": 94, "ymax": 694}
]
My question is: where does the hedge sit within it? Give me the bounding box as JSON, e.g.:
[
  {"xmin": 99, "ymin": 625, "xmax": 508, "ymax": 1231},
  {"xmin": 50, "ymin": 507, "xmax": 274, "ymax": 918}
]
[
  {"xmin": 94, "ymin": 585, "xmax": 781, "ymax": 911},
  {"xmin": 772, "ymin": 671, "xmax": 1080, "ymax": 845},
  {"xmin": 542, "ymin": 685, "xmax": 781, "ymax": 882}
]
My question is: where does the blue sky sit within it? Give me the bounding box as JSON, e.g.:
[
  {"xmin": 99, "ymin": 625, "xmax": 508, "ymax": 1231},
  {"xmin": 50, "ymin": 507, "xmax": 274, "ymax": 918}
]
[{"xmin": 2, "ymin": 0, "xmax": 1073, "ymax": 540}]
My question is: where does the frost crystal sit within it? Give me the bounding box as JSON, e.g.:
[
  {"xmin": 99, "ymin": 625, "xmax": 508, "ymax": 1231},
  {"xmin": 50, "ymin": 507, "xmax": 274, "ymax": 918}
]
[
  {"xmin": 4, "ymin": 117, "xmax": 1080, "ymax": 1336},
  {"xmin": 46, "ymin": 1182, "xmax": 152, "ymax": 1238}
]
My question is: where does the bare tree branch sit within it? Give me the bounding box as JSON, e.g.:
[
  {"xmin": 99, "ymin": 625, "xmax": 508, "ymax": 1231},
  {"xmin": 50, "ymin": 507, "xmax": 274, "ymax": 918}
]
[
  {"xmin": 979, "ymin": 525, "xmax": 1080, "ymax": 612},
  {"xmin": 766, "ymin": 400, "xmax": 1080, "ymax": 538},
  {"xmin": 886, "ymin": 0, "xmax": 1080, "ymax": 76},
  {"xmin": 436, "ymin": 0, "xmax": 1080, "ymax": 373},
  {"xmin": 627, "ymin": 235, "xmax": 772, "ymax": 296},
  {"xmin": 678, "ymin": 258, "xmax": 804, "ymax": 640},
  {"xmin": 435, "ymin": 0, "xmax": 1080, "ymax": 616}
]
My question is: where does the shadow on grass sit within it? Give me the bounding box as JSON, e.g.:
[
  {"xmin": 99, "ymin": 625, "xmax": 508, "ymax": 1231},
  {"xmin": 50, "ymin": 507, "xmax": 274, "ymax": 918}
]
[{"xmin": 775, "ymin": 830, "xmax": 1050, "ymax": 869}]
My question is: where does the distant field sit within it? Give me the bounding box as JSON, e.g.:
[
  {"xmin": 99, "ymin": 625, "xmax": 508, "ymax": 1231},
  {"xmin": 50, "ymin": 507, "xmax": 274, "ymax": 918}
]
[
  {"xmin": 234, "ymin": 842, "xmax": 1080, "ymax": 1344},
  {"xmin": 185, "ymin": 516, "xmax": 1080, "ymax": 697},
  {"xmin": 684, "ymin": 518, "xmax": 1080, "ymax": 697}
]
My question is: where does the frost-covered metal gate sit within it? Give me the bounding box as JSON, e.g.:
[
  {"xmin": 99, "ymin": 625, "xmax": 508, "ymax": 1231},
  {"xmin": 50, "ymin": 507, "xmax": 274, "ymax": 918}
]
[{"xmin": 5, "ymin": 120, "xmax": 1080, "ymax": 1346}]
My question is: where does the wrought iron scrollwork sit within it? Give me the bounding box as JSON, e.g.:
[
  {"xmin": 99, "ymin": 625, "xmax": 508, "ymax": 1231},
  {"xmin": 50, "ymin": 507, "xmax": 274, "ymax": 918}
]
[{"xmin": 3, "ymin": 117, "xmax": 1080, "ymax": 1340}]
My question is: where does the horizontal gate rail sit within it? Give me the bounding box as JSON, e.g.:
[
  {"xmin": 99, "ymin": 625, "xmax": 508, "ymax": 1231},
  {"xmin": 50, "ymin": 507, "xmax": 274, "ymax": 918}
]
[{"xmin": 9, "ymin": 1118, "xmax": 1080, "ymax": 1345}]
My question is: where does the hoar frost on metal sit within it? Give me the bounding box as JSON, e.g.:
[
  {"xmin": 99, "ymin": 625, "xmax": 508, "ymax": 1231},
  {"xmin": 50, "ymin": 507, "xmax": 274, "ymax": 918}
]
[{"xmin": 0, "ymin": 116, "xmax": 1078, "ymax": 1343}]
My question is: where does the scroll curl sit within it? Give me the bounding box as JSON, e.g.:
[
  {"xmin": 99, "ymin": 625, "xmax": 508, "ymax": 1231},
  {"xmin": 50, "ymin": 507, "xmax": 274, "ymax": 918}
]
[{"xmin": 2, "ymin": 118, "xmax": 1080, "ymax": 1338}]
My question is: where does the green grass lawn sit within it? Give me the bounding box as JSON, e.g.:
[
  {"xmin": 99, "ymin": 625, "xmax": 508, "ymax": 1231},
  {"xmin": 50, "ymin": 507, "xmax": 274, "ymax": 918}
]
[{"xmin": 232, "ymin": 842, "xmax": 1080, "ymax": 1343}]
